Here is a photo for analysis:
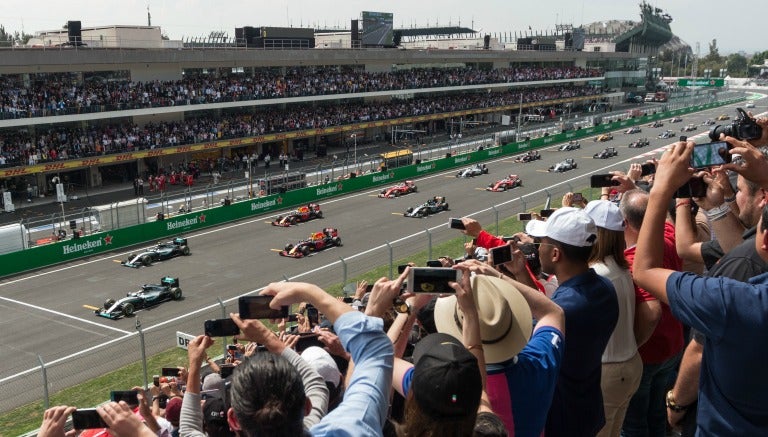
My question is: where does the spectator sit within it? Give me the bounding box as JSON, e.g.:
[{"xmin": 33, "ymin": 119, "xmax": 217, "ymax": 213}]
[
  {"xmin": 583, "ymin": 200, "xmax": 642, "ymax": 437},
  {"xmin": 192, "ymin": 281, "xmax": 391, "ymax": 435},
  {"xmin": 439, "ymin": 259, "xmax": 566, "ymax": 437},
  {"xmin": 633, "ymin": 138, "xmax": 768, "ymax": 435},
  {"xmin": 619, "ymin": 190, "xmax": 684, "ymax": 437},
  {"xmin": 525, "ymin": 207, "xmax": 619, "ymax": 437}
]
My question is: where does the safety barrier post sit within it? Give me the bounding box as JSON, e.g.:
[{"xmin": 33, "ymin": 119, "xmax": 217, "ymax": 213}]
[
  {"xmin": 425, "ymin": 228, "xmax": 432, "ymax": 261},
  {"xmin": 386, "ymin": 241, "xmax": 394, "ymax": 279},
  {"xmin": 340, "ymin": 257, "xmax": 347, "ymax": 286},
  {"xmin": 136, "ymin": 319, "xmax": 148, "ymax": 389},
  {"xmin": 38, "ymin": 355, "xmax": 49, "ymax": 410},
  {"xmin": 492, "ymin": 205, "xmax": 500, "ymax": 235}
]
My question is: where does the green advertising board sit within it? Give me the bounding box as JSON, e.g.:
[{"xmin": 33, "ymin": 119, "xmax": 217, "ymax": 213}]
[{"xmin": 677, "ymin": 78, "xmax": 724, "ymax": 87}]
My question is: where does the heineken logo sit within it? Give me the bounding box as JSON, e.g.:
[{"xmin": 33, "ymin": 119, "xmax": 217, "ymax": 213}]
[
  {"xmin": 316, "ymin": 185, "xmax": 339, "ymax": 196},
  {"xmin": 416, "ymin": 163, "xmax": 435, "ymax": 172},
  {"xmin": 251, "ymin": 198, "xmax": 277, "ymax": 211},
  {"xmin": 372, "ymin": 173, "xmax": 392, "ymax": 183},
  {"xmin": 167, "ymin": 216, "xmax": 199, "ymax": 231},
  {"xmin": 454, "ymin": 156, "xmax": 469, "ymax": 164},
  {"xmin": 62, "ymin": 237, "xmax": 105, "ymax": 255}
]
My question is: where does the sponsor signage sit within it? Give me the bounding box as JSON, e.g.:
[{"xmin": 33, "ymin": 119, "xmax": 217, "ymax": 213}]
[
  {"xmin": 176, "ymin": 331, "xmax": 195, "ymax": 350},
  {"xmin": 677, "ymin": 78, "xmax": 724, "ymax": 87}
]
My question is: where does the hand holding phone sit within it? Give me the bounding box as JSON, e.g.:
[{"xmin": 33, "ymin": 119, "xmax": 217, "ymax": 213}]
[
  {"xmin": 690, "ymin": 141, "xmax": 731, "ymax": 169},
  {"xmin": 590, "ymin": 174, "xmax": 619, "ymax": 188},
  {"xmin": 518, "ymin": 212, "xmax": 532, "ymax": 221},
  {"xmin": 571, "ymin": 193, "xmax": 584, "ymax": 203},
  {"xmin": 490, "ymin": 245, "xmax": 514, "ymax": 266}
]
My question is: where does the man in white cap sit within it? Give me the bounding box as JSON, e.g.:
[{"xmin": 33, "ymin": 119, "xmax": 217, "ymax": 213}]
[{"xmin": 525, "ymin": 207, "xmax": 619, "ymax": 437}]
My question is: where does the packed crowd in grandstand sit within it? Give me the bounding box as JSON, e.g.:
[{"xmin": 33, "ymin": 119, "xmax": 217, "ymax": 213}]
[
  {"xmin": 37, "ymin": 117, "xmax": 768, "ymax": 436},
  {"xmin": 0, "ymin": 71, "xmax": 602, "ymax": 168},
  {"xmin": 0, "ymin": 66, "xmax": 600, "ymax": 119}
]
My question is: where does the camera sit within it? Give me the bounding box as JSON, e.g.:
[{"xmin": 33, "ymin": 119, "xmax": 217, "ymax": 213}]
[
  {"xmin": 407, "ymin": 267, "xmax": 461, "ymax": 294},
  {"xmin": 204, "ymin": 318, "xmax": 240, "ymax": 337},
  {"xmin": 490, "ymin": 245, "xmax": 514, "ymax": 266},
  {"xmin": 449, "ymin": 218, "xmax": 466, "ymax": 230},
  {"xmin": 709, "ymin": 108, "xmax": 763, "ymax": 141},
  {"xmin": 690, "ymin": 141, "xmax": 731, "ymax": 169}
]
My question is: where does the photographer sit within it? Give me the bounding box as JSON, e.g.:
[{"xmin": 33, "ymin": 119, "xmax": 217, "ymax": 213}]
[{"xmin": 633, "ymin": 139, "xmax": 768, "ymax": 435}]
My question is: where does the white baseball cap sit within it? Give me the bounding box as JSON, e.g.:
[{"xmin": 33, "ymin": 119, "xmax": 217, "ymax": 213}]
[
  {"xmin": 584, "ymin": 200, "xmax": 625, "ymax": 232},
  {"xmin": 301, "ymin": 346, "xmax": 341, "ymax": 388},
  {"xmin": 525, "ymin": 207, "xmax": 597, "ymax": 247}
]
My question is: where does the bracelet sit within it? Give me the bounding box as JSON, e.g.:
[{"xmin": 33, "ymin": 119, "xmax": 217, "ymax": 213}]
[
  {"xmin": 724, "ymin": 194, "xmax": 736, "ymax": 203},
  {"xmin": 467, "ymin": 344, "xmax": 484, "ymax": 351},
  {"xmin": 705, "ymin": 203, "xmax": 731, "ymax": 221},
  {"xmin": 600, "ymin": 193, "xmax": 610, "ymax": 198},
  {"xmin": 675, "ymin": 200, "xmax": 691, "ymax": 209}
]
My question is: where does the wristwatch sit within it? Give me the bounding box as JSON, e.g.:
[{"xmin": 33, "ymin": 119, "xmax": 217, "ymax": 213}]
[
  {"xmin": 666, "ymin": 390, "xmax": 689, "ymax": 412},
  {"xmin": 393, "ymin": 298, "xmax": 411, "ymax": 314}
]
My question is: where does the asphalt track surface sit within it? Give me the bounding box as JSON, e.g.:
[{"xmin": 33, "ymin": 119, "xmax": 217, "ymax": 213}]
[{"xmin": 0, "ymin": 100, "xmax": 762, "ymax": 411}]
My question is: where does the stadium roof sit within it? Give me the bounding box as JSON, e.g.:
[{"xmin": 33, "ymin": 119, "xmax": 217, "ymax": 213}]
[{"xmin": 397, "ymin": 26, "xmax": 477, "ymax": 37}]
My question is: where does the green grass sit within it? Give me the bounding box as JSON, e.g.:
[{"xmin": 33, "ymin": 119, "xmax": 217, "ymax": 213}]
[{"xmin": 2, "ymin": 187, "xmax": 592, "ymax": 436}]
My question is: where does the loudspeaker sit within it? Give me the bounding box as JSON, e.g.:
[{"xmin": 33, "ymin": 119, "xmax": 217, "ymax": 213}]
[
  {"xmin": 483, "ymin": 35, "xmax": 490, "ymax": 49},
  {"xmin": 67, "ymin": 20, "xmax": 82, "ymax": 45},
  {"xmin": 351, "ymin": 20, "xmax": 359, "ymax": 43},
  {"xmin": 69, "ymin": 220, "xmax": 77, "ymax": 230}
]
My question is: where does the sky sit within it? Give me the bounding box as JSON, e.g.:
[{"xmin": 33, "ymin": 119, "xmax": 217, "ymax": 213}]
[{"xmin": 0, "ymin": 0, "xmax": 761, "ymax": 55}]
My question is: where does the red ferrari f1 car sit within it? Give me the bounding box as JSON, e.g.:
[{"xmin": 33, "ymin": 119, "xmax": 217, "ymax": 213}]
[
  {"xmin": 486, "ymin": 175, "xmax": 523, "ymax": 192},
  {"xmin": 280, "ymin": 228, "xmax": 342, "ymax": 258},
  {"xmin": 378, "ymin": 181, "xmax": 418, "ymax": 198},
  {"xmin": 272, "ymin": 203, "xmax": 323, "ymax": 227}
]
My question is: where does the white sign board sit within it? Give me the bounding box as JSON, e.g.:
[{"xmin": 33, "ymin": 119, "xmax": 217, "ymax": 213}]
[
  {"xmin": 56, "ymin": 183, "xmax": 67, "ymax": 203},
  {"xmin": 176, "ymin": 331, "xmax": 196, "ymax": 350},
  {"xmin": 3, "ymin": 191, "xmax": 13, "ymax": 212}
]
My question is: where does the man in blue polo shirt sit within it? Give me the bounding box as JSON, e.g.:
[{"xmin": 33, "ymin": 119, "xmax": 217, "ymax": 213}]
[
  {"xmin": 526, "ymin": 207, "xmax": 619, "ymax": 436},
  {"xmin": 634, "ymin": 138, "xmax": 768, "ymax": 435}
]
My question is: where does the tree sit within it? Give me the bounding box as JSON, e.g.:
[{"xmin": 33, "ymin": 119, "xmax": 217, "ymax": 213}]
[
  {"xmin": 705, "ymin": 38, "xmax": 721, "ymax": 63},
  {"xmin": 725, "ymin": 53, "xmax": 748, "ymax": 77},
  {"xmin": 0, "ymin": 25, "xmax": 12, "ymax": 46}
]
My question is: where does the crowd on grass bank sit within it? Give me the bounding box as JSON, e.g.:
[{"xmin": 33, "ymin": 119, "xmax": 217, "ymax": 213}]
[
  {"xmin": 0, "ymin": 66, "xmax": 601, "ymax": 120},
  {"xmin": 36, "ymin": 113, "xmax": 768, "ymax": 436}
]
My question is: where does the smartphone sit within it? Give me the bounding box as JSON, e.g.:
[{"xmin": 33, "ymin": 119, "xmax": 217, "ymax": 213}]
[
  {"xmin": 590, "ymin": 174, "xmax": 619, "ymax": 188},
  {"xmin": 397, "ymin": 264, "xmax": 409, "ymax": 274},
  {"xmin": 158, "ymin": 394, "xmax": 168, "ymax": 409},
  {"xmin": 227, "ymin": 344, "xmax": 238, "ymax": 351},
  {"xmin": 680, "ymin": 135, "xmax": 688, "ymax": 142},
  {"xmin": 490, "ymin": 245, "xmax": 514, "ymax": 266},
  {"xmin": 426, "ymin": 260, "xmax": 444, "ymax": 267},
  {"xmin": 153, "ymin": 375, "xmax": 160, "ymax": 387},
  {"xmin": 239, "ymin": 296, "xmax": 289, "ymax": 320},
  {"xmin": 690, "ymin": 141, "xmax": 731, "ymax": 169},
  {"xmin": 295, "ymin": 333, "xmax": 324, "ymax": 353},
  {"xmin": 518, "ymin": 212, "xmax": 532, "ymax": 221},
  {"xmin": 110, "ymin": 390, "xmax": 139, "ymax": 405},
  {"xmin": 342, "ymin": 296, "xmax": 354, "ymax": 304},
  {"xmin": 365, "ymin": 283, "xmax": 374, "ymax": 293},
  {"xmin": 219, "ymin": 364, "xmax": 236, "ymax": 378},
  {"xmin": 540, "ymin": 209, "xmax": 556, "ymax": 218},
  {"xmin": 72, "ymin": 409, "xmax": 107, "ymax": 429},
  {"xmin": 161, "ymin": 367, "xmax": 180, "ymax": 377},
  {"xmin": 204, "ymin": 318, "xmax": 240, "ymax": 337},
  {"xmin": 449, "ymin": 218, "xmax": 466, "ymax": 230},
  {"xmin": 286, "ymin": 314, "xmax": 299, "ymax": 322},
  {"xmin": 407, "ymin": 267, "xmax": 461, "ymax": 294},
  {"xmin": 306, "ymin": 306, "xmax": 319, "ymax": 326},
  {"xmin": 572, "ymin": 193, "xmax": 584, "ymax": 203},
  {"xmin": 688, "ymin": 176, "xmax": 707, "ymax": 198},
  {"xmin": 640, "ymin": 163, "xmax": 656, "ymax": 176}
]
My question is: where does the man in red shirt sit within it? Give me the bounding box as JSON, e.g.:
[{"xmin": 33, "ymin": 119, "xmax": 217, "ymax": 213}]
[{"xmin": 619, "ymin": 189, "xmax": 684, "ymax": 436}]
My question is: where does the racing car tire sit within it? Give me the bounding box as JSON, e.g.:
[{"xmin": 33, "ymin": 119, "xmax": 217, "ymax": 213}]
[
  {"xmin": 500, "ymin": 186, "xmax": 506, "ymax": 191},
  {"xmin": 122, "ymin": 303, "xmax": 135, "ymax": 317},
  {"xmin": 171, "ymin": 287, "xmax": 182, "ymax": 300},
  {"xmin": 394, "ymin": 191, "xmax": 400, "ymax": 197},
  {"xmin": 284, "ymin": 244, "xmax": 294, "ymax": 252},
  {"xmin": 332, "ymin": 237, "xmax": 342, "ymax": 246},
  {"xmin": 302, "ymin": 246, "xmax": 311, "ymax": 256},
  {"xmin": 316, "ymin": 211, "xmax": 323, "ymax": 219},
  {"xmin": 141, "ymin": 255, "xmax": 152, "ymax": 266},
  {"xmin": 181, "ymin": 246, "xmax": 191, "ymax": 256},
  {"xmin": 104, "ymin": 298, "xmax": 115, "ymax": 309}
]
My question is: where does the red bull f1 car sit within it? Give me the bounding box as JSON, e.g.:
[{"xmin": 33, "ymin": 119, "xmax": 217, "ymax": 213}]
[
  {"xmin": 378, "ymin": 181, "xmax": 418, "ymax": 198},
  {"xmin": 271, "ymin": 203, "xmax": 323, "ymax": 226},
  {"xmin": 121, "ymin": 238, "xmax": 190, "ymax": 268},
  {"xmin": 486, "ymin": 175, "xmax": 523, "ymax": 192},
  {"xmin": 280, "ymin": 228, "xmax": 342, "ymax": 258},
  {"xmin": 95, "ymin": 277, "xmax": 182, "ymax": 319}
]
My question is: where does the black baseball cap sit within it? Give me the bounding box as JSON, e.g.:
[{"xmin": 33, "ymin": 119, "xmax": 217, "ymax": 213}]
[{"xmin": 412, "ymin": 333, "xmax": 482, "ymax": 419}]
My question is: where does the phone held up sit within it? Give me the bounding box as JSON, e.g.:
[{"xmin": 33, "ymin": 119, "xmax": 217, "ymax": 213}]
[
  {"xmin": 72, "ymin": 409, "xmax": 107, "ymax": 429},
  {"xmin": 407, "ymin": 267, "xmax": 461, "ymax": 294},
  {"xmin": 490, "ymin": 245, "xmax": 513, "ymax": 266},
  {"xmin": 590, "ymin": 174, "xmax": 620, "ymax": 188},
  {"xmin": 449, "ymin": 218, "xmax": 466, "ymax": 230},
  {"xmin": 238, "ymin": 295, "xmax": 290, "ymax": 320},
  {"xmin": 204, "ymin": 318, "xmax": 240, "ymax": 337}
]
